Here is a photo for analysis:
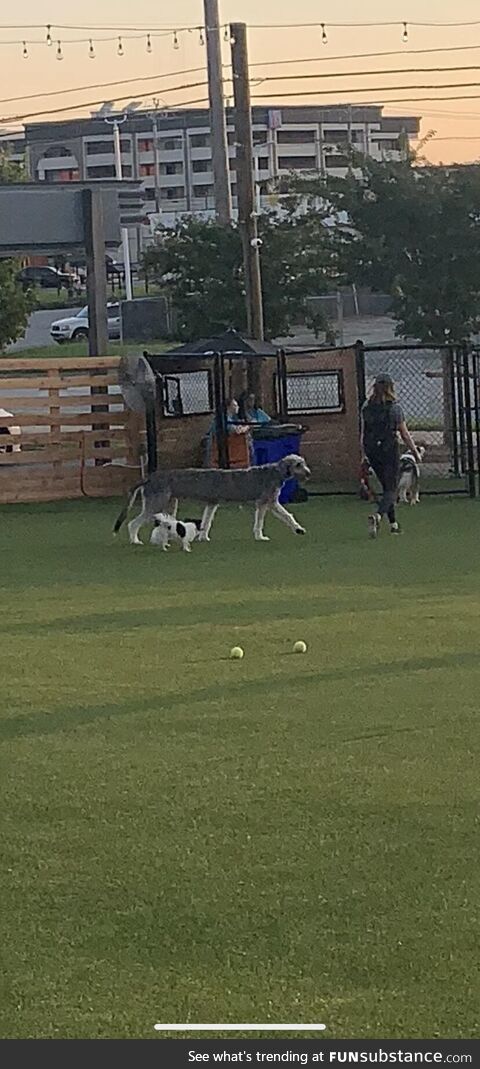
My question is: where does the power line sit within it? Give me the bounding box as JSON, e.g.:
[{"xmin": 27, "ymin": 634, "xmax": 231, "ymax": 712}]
[
  {"xmin": 0, "ymin": 82, "xmax": 210, "ymax": 124},
  {"xmin": 260, "ymin": 64, "xmax": 480, "ymax": 84},
  {"xmin": 6, "ymin": 59, "xmax": 480, "ymax": 111},
  {"xmin": 249, "ymin": 43, "xmax": 480, "ymax": 69},
  {"xmin": 252, "ymin": 81, "xmax": 480, "ymax": 100},
  {"xmin": 0, "ymin": 66, "xmax": 207, "ymax": 107},
  {"xmin": 252, "ymin": 91, "xmax": 480, "ymax": 107}
]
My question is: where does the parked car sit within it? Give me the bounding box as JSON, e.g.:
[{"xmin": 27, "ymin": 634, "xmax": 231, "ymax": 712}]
[
  {"xmin": 17, "ymin": 265, "xmax": 72, "ymax": 290},
  {"xmin": 50, "ymin": 304, "xmax": 121, "ymax": 344}
]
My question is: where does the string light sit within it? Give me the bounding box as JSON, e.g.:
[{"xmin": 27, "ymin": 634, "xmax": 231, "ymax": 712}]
[
  {"xmin": 146, "ymin": 33, "xmax": 152, "ymax": 53},
  {"xmin": 173, "ymin": 30, "xmax": 179, "ymax": 50},
  {"xmin": 199, "ymin": 27, "xmax": 205, "ymax": 46},
  {"xmin": 46, "ymin": 24, "xmax": 52, "ymax": 47},
  {"xmin": 56, "ymin": 40, "xmax": 63, "ymax": 61},
  {"xmin": 117, "ymin": 36, "xmax": 124, "ymax": 56},
  {"xmin": 88, "ymin": 39, "xmax": 95, "ymax": 59},
  {"xmin": 321, "ymin": 23, "xmax": 328, "ymax": 44},
  {"xmin": 224, "ymin": 26, "xmax": 230, "ymax": 42},
  {"xmin": 403, "ymin": 22, "xmax": 409, "ymax": 43},
  {"xmin": 22, "ymin": 40, "xmax": 28, "ymax": 58}
]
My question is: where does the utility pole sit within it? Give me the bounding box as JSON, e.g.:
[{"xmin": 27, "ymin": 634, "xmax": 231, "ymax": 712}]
[
  {"xmin": 230, "ymin": 21, "xmax": 264, "ymax": 348},
  {"xmin": 83, "ymin": 188, "xmax": 108, "ymax": 356},
  {"xmin": 204, "ymin": 0, "xmax": 232, "ymax": 224},
  {"xmin": 106, "ymin": 115, "xmax": 134, "ymax": 301}
]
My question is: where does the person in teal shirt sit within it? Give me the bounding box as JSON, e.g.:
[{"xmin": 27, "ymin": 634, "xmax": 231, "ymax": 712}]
[
  {"xmin": 239, "ymin": 392, "xmax": 271, "ymax": 424},
  {"xmin": 205, "ymin": 398, "xmax": 250, "ymax": 465}
]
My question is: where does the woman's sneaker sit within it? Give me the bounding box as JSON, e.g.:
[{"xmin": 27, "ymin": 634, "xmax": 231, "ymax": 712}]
[{"xmin": 368, "ymin": 513, "xmax": 380, "ymax": 539}]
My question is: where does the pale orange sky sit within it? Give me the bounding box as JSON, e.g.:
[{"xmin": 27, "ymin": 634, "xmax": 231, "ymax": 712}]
[{"xmin": 2, "ymin": 0, "xmax": 480, "ymax": 163}]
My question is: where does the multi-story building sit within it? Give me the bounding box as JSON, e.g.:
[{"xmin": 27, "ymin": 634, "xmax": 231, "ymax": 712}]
[{"xmin": 24, "ymin": 103, "xmax": 418, "ymax": 214}]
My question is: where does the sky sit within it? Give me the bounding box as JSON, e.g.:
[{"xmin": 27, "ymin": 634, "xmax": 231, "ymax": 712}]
[{"xmin": 2, "ymin": 0, "xmax": 480, "ymax": 163}]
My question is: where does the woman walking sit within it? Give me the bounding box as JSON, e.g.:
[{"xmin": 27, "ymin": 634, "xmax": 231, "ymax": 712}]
[{"xmin": 361, "ymin": 373, "xmax": 421, "ymax": 538}]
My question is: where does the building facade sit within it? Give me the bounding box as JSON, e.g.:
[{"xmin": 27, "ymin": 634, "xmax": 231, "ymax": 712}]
[{"xmin": 23, "ymin": 104, "xmax": 419, "ymax": 231}]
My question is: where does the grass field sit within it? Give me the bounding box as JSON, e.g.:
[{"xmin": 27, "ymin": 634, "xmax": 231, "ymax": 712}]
[{"xmin": 1, "ymin": 495, "xmax": 479, "ymax": 1040}]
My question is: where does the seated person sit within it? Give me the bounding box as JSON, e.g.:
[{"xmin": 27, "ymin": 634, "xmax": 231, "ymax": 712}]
[
  {"xmin": 205, "ymin": 398, "xmax": 251, "ymax": 466},
  {"xmin": 239, "ymin": 392, "xmax": 271, "ymax": 425}
]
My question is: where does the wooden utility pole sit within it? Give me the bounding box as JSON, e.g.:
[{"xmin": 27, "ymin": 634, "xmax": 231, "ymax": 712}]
[
  {"xmin": 230, "ymin": 21, "xmax": 264, "ymax": 349},
  {"xmin": 83, "ymin": 187, "xmax": 108, "ymax": 356},
  {"xmin": 204, "ymin": 0, "xmax": 232, "ymax": 224}
]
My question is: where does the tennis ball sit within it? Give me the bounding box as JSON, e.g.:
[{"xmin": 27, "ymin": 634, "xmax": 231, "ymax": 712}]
[
  {"xmin": 293, "ymin": 640, "xmax": 307, "ymax": 654},
  {"xmin": 230, "ymin": 646, "xmax": 244, "ymax": 660}
]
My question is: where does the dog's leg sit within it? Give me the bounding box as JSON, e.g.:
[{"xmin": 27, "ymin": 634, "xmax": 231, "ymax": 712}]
[
  {"xmin": 128, "ymin": 510, "xmax": 147, "ymax": 545},
  {"xmin": 253, "ymin": 503, "xmax": 269, "ymax": 540},
  {"xmin": 270, "ymin": 500, "xmax": 306, "ymax": 535},
  {"xmin": 170, "ymin": 497, "xmax": 179, "ymax": 519},
  {"xmin": 198, "ymin": 504, "xmax": 218, "ymax": 542}
]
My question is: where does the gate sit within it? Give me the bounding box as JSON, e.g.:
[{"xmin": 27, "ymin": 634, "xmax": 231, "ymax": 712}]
[{"xmin": 358, "ymin": 342, "xmax": 478, "ymax": 497}]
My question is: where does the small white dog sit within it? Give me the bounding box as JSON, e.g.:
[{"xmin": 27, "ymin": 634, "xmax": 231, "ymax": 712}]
[
  {"xmin": 150, "ymin": 513, "xmax": 201, "ymax": 552},
  {"xmin": 398, "ymin": 446, "xmax": 426, "ymax": 505}
]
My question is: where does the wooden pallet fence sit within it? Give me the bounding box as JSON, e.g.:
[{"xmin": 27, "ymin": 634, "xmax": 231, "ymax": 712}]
[{"xmin": 0, "ymin": 356, "xmax": 141, "ymax": 503}]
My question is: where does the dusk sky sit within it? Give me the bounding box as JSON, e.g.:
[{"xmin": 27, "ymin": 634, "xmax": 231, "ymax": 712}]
[{"xmin": 2, "ymin": 0, "xmax": 480, "ymax": 163}]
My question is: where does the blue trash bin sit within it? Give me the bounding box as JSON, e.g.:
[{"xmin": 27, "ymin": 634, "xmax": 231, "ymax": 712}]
[{"xmin": 252, "ymin": 432, "xmax": 302, "ymax": 503}]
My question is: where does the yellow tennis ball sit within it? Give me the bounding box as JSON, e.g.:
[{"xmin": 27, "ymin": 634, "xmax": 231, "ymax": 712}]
[
  {"xmin": 230, "ymin": 646, "xmax": 244, "ymax": 660},
  {"xmin": 293, "ymin": 640, "xmax": 307, "ymax": 654}
]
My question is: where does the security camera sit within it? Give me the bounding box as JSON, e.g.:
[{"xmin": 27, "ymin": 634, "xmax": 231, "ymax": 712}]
[{"xmin": 250, "ymin": 237, "xmax": 263, "ymax": 248}]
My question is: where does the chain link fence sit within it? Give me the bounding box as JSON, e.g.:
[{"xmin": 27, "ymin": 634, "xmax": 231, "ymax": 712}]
[{"xmin": 363, "ymin": 344, "xmax": 467, "ymax": 491}]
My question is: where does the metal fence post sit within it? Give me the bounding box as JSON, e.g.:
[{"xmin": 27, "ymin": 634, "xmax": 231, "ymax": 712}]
[
  {"xmin": 354, "ymin": 339, "xmax": 366, "ymax": 423},
  {"xmin": 213, "ymin": 353, "xmax": 229, "ymax": 469},
  {"xmin": 462, "ymin": 343, "xmax": 477, "ymax": 498}
]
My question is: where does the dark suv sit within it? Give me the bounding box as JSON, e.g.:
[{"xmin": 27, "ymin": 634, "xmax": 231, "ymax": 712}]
[{"xmin": 17, "ymin": 266, "xmax": 72, "ymax": 290}]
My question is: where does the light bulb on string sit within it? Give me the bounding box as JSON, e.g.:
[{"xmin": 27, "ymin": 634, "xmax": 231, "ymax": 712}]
[
  {"xmin": 402, "ymin": 22, "xmax": 408, "ymax": 42},
  {"xmin": 46, "ymin": 24, "xmax": 52, "ymax": 47},
  {"xmin": 88, "ymin": 39, "xmax": 95, "ymax": 59},
  {"xmin": 146, "ymin": 33, "xmax": 152, "ymax": 53},
  {"xmin": 117, "ymin": 36, "xmax": 124, "ymax": 56},
  {"xmin": 224, "ymin": 26, "xmax": 230, "ymax": 42},
  {"xmin": 321, "ymin": 23, "xmax": 328, "ymax": 45},
  {"xmin": 199, "ymin": 27, "xmax": 205, "ymax": 46},
  {"xmin": 173, "ymin": 30, "xmax": 179, "ymax": 50},
  {"xmin": 22, "ymin": 40, "xmax": 28, "ymax": 59},
  {"xmin": 56, "ymin": 40, "xmax": 63, "ymax": 61}
]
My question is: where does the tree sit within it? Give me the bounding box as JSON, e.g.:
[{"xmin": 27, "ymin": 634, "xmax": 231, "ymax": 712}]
[
  {"xmin": 143, "ymin": 211, "xmax": 338, "ymax": 340},
  {"xmin": 0, "ymin": 149, "xmax": 25, "ymax": 184},
  {"xmin": 0, "ymin": 148, "xmax": 32, "ymax": 351},
  {"xmin": 289, "ymin": 154, "xmax": 480, "ymax": 344},
  {"xmin": 0, "ymin": 260, "xmax": 32, "ymax": 352}
]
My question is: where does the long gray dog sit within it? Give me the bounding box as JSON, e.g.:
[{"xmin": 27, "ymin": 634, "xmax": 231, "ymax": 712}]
[{"xmin": 113, "ymin": 454, "xmax": 310, "ymax": 544}]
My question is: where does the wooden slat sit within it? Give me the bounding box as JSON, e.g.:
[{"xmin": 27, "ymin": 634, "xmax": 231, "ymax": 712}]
[
  {"xmin": 0, "ymin": 374, "xmax": 120, "ymax": 390},
  {"xmin": 0, "ymin": 393, "xmax": 124, "ymax": 410},
  {"xmin": 11, "ymin": 428, "xmax": 127, "ymax": 447},
  {"xmin": 0, "ymin": 356, "xmax": 120, "ymax": 372},
  {"xmin": 0, "ymin": 413, "xmax": 128, "ymax": 427}
]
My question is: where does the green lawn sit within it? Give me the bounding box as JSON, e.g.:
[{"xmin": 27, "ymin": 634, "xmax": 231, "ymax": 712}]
[{"xmin": 0, "ymin": 495, "xmax": 479, "ymax": 1040}]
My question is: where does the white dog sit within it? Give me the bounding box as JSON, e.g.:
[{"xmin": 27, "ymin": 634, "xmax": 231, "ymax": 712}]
[
  {"xmin": 398, "ymin": 446, "xmax": 426, "ymax": 505},
  {"xmin": 150, "ymin": 513, "xmax": 201, "ymax": 552}
]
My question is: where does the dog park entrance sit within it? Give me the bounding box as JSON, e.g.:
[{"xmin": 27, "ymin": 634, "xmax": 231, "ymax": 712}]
[
  {"xmin": 1, "ymin": 339, "xmax": 479, "ymax": 505},
  {"xmin": 357, "ymin": 342, "xmax": 480, "ymax": 497}
]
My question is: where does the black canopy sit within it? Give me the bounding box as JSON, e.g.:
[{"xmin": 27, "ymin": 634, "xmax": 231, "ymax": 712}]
[{"xmin": 161, "ymin": 328, "xmax": 277, "ymax": 358}]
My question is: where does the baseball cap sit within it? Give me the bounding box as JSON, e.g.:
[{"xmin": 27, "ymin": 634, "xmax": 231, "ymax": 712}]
[{"xmin": 374, "ymin": 373, "xmax": 394, "ymax": 387}]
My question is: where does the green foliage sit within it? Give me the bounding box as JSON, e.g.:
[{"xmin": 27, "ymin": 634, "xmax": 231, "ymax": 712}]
[
  {"xmin": 0, "ymin": 149, "xmax": 25, "ymax": 184},
  {"xmin": 143, "ymin": 212, "xmax": 337, "ymax": 340},
  {"xmin": 289, "ymin": 154, "xmax": 480, "ymax": 344},
  {"xmin": 0, "ymin": 260, "xmax": 33, "ymax": 352}
]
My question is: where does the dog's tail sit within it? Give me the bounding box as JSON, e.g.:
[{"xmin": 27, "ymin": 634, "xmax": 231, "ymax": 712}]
[{"xmin": 113, "ymin": 483, "xmax": 143, "ymax": 535}]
